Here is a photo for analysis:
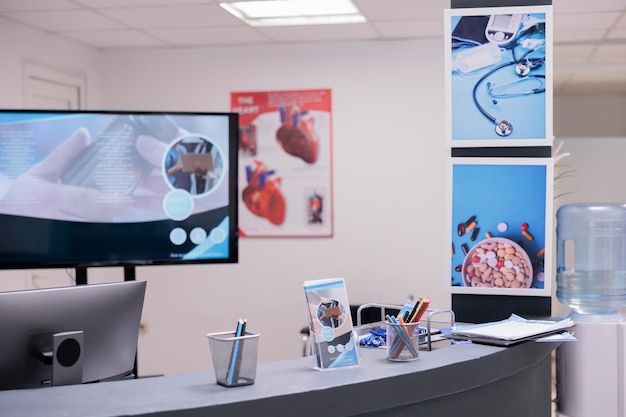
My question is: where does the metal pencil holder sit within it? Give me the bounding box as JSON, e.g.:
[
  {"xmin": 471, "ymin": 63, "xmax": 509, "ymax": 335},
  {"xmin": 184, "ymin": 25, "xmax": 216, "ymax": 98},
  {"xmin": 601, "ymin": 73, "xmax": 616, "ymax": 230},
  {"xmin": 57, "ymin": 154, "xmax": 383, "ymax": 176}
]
[
  {"xmin": 206, "ymin": 331, "xmax": 260, "ymax": 387},
  {"xmin": 385, "ymin": 321, "xmax": 420, "ymax": 361}
]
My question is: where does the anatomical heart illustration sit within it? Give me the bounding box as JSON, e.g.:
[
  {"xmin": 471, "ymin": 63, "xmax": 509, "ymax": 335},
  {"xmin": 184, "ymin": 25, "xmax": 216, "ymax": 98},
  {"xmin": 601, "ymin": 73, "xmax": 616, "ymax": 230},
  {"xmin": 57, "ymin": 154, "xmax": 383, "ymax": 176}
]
[
  {"xmin": 231, "ymin": 89, "xmax": 332, "ymax": 237},
  {"xmin": 276, "ymin": 105, "xmax": 319, "ymax": 164},
  {"xmin": 242, "ymin": 160, "xmax": 286, "ymax": 225}
]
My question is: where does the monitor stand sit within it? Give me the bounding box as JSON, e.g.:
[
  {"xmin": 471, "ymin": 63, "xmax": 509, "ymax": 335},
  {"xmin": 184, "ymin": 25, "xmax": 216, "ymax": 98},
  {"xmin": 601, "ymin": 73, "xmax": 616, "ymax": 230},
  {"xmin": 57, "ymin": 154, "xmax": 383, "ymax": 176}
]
[
  {"xmin": 75, "ymin": 266, "xmax": 136, "ymax": 286},
  {"xmin": 40, "ymin": 331, "xmax": 84, "ymax": 387}
]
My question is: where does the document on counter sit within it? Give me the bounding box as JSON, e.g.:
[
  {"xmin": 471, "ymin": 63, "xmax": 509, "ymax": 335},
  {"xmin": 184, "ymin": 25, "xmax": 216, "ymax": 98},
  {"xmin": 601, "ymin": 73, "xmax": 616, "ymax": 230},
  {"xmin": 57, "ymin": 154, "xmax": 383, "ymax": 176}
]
[{"xmin": 446, "ymin": 314, "xmax": 575, "ymax": 346}]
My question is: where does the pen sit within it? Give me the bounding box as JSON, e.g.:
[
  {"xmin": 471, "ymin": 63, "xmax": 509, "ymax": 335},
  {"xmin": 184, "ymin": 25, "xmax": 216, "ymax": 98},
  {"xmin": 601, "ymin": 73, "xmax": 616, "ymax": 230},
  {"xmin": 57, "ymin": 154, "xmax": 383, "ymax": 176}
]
[
  {"xmin": 227, "ymin": 319, "xmax": 245, "ymax": 385},
  {"xmin": 405, "ymin": 298, "xmax": 422, "ymax": 323},
  {"xmin": 240, "ymin": 318, "xmax": 247, "ymax": 337},
  {"xmin": 232, "ymin": 318, "xmax": 247, "ymax": 383},
  {"xmin": 398, "ymin": 300, "xmax": 414, "ymax": 322}
]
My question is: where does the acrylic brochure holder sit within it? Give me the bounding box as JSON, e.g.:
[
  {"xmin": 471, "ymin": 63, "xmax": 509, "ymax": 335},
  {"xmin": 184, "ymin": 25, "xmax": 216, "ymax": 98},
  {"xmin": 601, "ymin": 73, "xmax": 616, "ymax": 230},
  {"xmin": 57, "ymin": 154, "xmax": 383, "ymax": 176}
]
[{"xmin": 303, "ymin": 278, "xmax": 360, "ymax": 370}]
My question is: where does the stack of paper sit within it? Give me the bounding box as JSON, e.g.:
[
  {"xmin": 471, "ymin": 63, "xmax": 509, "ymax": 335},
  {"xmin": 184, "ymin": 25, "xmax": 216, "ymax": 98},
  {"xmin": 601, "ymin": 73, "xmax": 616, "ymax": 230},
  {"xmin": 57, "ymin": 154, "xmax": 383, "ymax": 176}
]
[{"xmin": 448, "ymin": 314, "xmax": 575, "ymax": 346}]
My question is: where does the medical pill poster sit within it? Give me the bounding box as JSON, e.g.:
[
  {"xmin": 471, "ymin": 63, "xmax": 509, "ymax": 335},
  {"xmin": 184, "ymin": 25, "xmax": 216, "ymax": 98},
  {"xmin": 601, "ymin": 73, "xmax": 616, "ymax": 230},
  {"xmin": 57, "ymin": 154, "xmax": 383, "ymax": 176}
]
[
  {"xmin": 444, "ymin": 6, "xmax": 553, "ymax": 147},
  {"xmin": 446, "ymin": 158, "xmax": 554, "ymax": 296},
  {"xmin": 231, "ymin": 89, "xmax": 333, "ymax": 237}
]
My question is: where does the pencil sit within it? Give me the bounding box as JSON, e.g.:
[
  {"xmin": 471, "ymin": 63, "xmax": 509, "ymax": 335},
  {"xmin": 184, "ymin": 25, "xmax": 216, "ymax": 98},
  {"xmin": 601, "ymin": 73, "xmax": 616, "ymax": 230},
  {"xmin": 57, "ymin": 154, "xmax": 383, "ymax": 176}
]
[
  {"xmin": 408, "ymin": 297, "xmax": 425, "ymax": 323},
  {"xmin": 412, "ymin": 297, "xmax": 431, "ymax": 323}
]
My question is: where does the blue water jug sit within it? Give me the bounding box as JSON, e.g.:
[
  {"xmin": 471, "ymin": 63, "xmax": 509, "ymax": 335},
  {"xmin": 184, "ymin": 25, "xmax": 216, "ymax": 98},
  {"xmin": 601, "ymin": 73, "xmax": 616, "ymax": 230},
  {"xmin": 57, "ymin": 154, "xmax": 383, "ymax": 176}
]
[{"xmin": 556, "ymin": 203, "xmax": 626, "ymax": 315}]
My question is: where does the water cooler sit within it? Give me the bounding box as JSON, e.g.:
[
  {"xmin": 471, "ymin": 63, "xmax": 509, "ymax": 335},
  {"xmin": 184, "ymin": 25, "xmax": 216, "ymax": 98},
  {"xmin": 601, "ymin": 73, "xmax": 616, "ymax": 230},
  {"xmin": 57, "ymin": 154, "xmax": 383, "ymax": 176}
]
[{"xmin": 556, "ymin": 204, "xmax": 626, "ymax": 417}]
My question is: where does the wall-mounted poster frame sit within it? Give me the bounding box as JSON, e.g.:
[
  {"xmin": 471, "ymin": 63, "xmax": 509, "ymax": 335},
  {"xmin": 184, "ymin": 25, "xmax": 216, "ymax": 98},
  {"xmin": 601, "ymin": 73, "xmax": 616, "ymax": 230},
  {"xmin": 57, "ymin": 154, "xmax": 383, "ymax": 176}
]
[
  {"xmin": 231, "ymin": 89, "xmax": 333, "ymax": 238},
  {"xmin": 445, "ymin": 157, "xmax": 554, "ymax": 297},
  {"xmin": 444, "ymin": 6, "xmax": 553, "ymax": 148}
]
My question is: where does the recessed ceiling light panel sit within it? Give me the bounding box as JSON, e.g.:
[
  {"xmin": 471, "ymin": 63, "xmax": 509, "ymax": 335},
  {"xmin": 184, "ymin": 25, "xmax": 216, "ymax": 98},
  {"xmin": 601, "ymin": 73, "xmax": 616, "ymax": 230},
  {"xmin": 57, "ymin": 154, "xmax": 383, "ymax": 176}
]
[{"xmin": 220, "ymin": 0, "xmax": 366, "ymax": 26}]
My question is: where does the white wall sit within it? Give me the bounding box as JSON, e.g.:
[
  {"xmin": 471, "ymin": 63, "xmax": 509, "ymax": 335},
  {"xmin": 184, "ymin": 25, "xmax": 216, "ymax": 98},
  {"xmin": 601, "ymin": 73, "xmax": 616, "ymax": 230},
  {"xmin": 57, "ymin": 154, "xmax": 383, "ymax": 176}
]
[
  {"xmin": 554, "ymin": 95, "xmax": 626, "ymax": 138},
  {"xmin": 0, "ymin": 18, "xmax": 103, "ymax": 109},
  {"xmin": 97, "ymin": 40, "xmax": 449, "ymax": 376}
]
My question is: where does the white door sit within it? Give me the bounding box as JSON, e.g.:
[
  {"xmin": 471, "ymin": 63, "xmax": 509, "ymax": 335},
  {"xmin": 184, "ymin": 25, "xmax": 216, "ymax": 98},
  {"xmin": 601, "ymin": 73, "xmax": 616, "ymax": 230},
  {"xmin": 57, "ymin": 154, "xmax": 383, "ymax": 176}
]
[{"xmin": 23, "ymin": 62, "xmax": 86, "ymax": 109}]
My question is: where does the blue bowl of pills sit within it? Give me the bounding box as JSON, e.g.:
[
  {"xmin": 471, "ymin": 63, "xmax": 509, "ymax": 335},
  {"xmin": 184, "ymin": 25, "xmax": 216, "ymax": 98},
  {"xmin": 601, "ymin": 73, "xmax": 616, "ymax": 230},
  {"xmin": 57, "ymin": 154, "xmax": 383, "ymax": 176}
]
[{"xmin": 462, "ymin": 237, "xmax": 533, "ymax": 289}]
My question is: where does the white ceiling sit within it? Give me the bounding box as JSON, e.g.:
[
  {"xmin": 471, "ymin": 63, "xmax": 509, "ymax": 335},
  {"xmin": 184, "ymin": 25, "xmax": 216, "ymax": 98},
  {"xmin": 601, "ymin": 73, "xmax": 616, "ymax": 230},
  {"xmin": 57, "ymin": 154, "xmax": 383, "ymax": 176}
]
[{"xmin": 1, "ymin": 0, "xmax": 625, "ymax": 94}]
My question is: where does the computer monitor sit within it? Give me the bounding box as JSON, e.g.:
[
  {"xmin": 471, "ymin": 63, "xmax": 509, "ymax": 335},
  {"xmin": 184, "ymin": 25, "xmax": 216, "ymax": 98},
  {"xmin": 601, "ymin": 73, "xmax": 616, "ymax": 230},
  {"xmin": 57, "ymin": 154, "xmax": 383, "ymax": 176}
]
[{"xmin": 0, "ymin": 280, "xmax": 146, "ymax": 390}]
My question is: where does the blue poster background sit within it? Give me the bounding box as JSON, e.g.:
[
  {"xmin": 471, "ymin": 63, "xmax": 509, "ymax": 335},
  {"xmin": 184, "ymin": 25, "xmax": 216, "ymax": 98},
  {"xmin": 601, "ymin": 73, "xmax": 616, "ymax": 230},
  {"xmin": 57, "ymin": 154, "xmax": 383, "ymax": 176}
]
[{"xmin": 451, "ymin": 163, "xmax": 547, "ymax": 289}]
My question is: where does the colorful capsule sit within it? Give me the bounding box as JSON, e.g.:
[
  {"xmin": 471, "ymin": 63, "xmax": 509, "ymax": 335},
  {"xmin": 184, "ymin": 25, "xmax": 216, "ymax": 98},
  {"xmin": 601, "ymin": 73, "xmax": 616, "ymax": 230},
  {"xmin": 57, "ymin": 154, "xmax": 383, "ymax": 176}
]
[
  {"xmin": 464, "ymin": 215, "xmax": 476, "ymax": 227},
  {"xmin": 522, "ymin": 230, "xmax": 534, "ymax": 241},
  {"xmin": 457, "ymin": 223, "xmax": 466, "ymax": 237},
  {"xmin": 466, "ymin": 221, "xmax": 477, "ymax": 233},
  {"xmin": 485, "ymin": 231, "xmax": 493, "ymax": 238},
  {"xmin": 461, "ymin": 243, "xmax": 469, "ymax": 255},
  {"xmin": 471, "ymin": 227, "xmax": 480, "ymax": 241}
]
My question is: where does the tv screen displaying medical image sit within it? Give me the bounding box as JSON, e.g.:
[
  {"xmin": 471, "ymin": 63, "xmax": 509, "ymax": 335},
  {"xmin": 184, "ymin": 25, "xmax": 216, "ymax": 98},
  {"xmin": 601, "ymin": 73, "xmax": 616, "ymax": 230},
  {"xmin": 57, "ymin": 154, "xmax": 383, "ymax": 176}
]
[
  {"xmin": 0, "ymin": 110, "xmax": 238, "ymax": 268},
  {"xmin": 447, "ymin": 7, "xmax": 551, "ymax": 143}
]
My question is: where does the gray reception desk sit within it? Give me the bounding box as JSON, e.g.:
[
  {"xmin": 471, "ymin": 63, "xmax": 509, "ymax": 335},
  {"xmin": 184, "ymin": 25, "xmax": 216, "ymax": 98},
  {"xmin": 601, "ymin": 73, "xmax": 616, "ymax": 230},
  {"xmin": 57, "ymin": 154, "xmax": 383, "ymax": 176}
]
[{"xmin": 0, "ymin": 341, "xmax": 558, "ymax": 417}]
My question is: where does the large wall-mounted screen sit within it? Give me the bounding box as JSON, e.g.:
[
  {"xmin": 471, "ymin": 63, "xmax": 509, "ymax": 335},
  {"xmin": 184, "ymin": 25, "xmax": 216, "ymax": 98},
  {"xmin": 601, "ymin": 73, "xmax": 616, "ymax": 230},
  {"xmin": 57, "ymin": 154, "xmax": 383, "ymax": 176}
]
[{"xmin": 0, "ymin": 110, "xmax": 238, "ymax": 268}]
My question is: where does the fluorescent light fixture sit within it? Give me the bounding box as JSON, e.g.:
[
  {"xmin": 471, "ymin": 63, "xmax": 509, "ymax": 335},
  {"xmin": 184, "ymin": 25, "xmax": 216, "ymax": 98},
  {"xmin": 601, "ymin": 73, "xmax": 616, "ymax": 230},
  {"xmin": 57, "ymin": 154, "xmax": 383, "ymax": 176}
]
[{"xmin": 220, "ymin": 0, "xmax": 366, "ymax": 27}]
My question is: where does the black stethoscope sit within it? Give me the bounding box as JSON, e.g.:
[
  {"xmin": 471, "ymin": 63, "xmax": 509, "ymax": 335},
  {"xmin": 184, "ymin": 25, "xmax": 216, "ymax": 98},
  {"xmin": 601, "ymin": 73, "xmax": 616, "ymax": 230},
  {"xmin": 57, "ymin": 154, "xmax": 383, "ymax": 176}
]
[{"xmin": 471, "ymin": 48, "xmax": 545, "ymax": 137}]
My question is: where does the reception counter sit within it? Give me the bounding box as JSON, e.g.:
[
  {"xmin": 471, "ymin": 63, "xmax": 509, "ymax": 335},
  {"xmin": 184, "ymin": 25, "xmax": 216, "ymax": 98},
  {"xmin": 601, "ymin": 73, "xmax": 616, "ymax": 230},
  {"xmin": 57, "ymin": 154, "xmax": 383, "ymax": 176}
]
[{"xmin": 0, "ymin": 341, "xmax": 558, "ymax": 417}]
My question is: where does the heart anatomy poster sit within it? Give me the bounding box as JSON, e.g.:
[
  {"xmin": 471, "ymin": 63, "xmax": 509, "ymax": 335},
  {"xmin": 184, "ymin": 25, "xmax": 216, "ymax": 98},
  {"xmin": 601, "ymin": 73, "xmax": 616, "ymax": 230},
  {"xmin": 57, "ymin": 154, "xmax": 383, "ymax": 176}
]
[{"xmin": 231, "ymin": 89, "xmax": 333, "ymax": 237}]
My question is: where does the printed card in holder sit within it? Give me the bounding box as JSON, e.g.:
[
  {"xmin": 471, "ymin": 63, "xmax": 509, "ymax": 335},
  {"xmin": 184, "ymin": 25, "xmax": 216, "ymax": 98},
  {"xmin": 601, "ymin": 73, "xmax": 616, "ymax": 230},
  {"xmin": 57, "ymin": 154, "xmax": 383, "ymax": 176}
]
[{"xmin": 303, "ymin": 278, "xmax": 360, "ymax": 370}]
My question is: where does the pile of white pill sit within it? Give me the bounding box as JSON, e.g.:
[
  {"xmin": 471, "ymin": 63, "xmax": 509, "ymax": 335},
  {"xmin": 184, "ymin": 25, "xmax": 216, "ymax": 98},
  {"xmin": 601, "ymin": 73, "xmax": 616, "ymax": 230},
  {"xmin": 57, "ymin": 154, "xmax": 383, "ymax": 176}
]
[{"xmin": 463, "ymin": 238, "xmax": 532, "ymax": 288}]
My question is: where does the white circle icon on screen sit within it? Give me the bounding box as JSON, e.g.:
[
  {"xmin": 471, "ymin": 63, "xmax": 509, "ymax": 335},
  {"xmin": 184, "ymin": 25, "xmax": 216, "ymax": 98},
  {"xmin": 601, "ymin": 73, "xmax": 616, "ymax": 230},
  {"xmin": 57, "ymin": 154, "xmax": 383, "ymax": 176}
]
[
  {"xmin": 169, "ymin": 228, "xmax": 187, "ymax": 245},
  {"xmin": 163, "ymin": 189, "xmax": 194, "ymax": 221},
  {"xmin": 190, "ymin": 227, "xmax": 207, "ymax": 245},
  {"xmin": 209, "ymin": 227, "xmax": 226, "ymax": 244}
]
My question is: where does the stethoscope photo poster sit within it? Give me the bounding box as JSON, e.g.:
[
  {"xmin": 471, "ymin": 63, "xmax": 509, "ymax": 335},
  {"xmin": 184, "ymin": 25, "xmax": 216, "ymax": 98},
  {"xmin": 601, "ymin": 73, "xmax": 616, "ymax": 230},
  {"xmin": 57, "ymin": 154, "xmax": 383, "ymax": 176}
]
[{"xmin": 444, "ymin": 6, "xmax": 553, "ymax": 147}]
